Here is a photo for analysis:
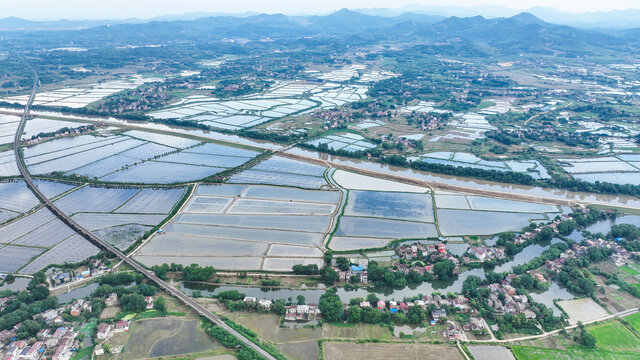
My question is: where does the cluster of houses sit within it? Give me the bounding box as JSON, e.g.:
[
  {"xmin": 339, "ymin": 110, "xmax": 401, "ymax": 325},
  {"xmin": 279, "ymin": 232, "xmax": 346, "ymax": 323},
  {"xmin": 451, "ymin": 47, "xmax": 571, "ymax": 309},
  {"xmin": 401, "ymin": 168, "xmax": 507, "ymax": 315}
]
[
  {"xmin": 394, "ymin": 243, "xmax": 460, "ymax": 274},
  {"xmin": 96, "ymin": 320, "xmax": 130, "ymax": 341},
  {"xmin": 545, "ymin": 237, "xmax": 636, "ymax": 272},
  {"xmin": 47, "ymin": 260, "xmax": 108, "ymax": 287},
  {"xmin": 483, "ymin": 277, "xmax": 537, "ymax": 320},
  {"xmin": 465, "ymin": 245, "xmax": 506, "ymax": 262},
  {"xmin": 334, "ymin": 259, "xmax": 369, "ymax": 284},
  {"xmin": 1, "ymin": 326, "xmax": 78, "ymax": 360},
  {"xmin": 242, "ymin": 297, "xmax": 273, "ymax": 310},
  {"xmin": 313, "ymin": 108, "xmax": 354, "ymax": 130},
  {"xmin": 283, "ymin": 305, "xmax": 320, "ymax": 323},
  {"xmin": 23, "ymin": 124, "xmax": 103, "ymax": 145},
  {"xmin": 357, "ymin": 294, "xmax": 470, "ymax": 316}
]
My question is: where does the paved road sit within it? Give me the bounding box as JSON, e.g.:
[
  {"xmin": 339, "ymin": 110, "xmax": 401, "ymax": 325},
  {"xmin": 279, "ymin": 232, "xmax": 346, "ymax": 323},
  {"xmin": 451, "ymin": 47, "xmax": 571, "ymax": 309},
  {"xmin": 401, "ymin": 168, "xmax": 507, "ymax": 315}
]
[{"xmin": 12, "ymin": 63, "xmax": 276, "ymax": 360}]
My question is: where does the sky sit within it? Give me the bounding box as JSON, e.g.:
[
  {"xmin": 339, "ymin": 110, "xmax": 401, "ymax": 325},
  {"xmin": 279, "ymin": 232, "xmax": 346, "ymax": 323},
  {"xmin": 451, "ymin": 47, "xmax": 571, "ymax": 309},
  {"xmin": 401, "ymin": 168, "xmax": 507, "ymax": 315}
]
[{"xmin": 2, "ymin": 0, "xmax": 640, "ymax": 20}]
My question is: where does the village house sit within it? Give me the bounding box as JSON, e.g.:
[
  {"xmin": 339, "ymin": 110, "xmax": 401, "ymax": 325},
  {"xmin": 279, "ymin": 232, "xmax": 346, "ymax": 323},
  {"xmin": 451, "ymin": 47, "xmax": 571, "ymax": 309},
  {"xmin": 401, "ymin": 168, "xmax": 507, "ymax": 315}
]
[
  {"xmin": 96, "ymin": 324, "xmax": 112, "ymax": 340},
  {"xmin": 446, "ymin": 325, "xmax": 462, "ymax": 340},
  {"xmin": 431, "ymin": 308, "xmax": 446, "ymax": 321},
  {"xmin": 463, "ymin": 317, "xmax": 485, "ymax": 333},
  {"xmin": 114, "ymin": 320, "xmax": 130, "ymax": 333},
  {"xmin": 105, "ymin": 293, "xmax": 118, "ymax": 307},
  {"xmin": 258, "ymin": 299, "xmax": 272, "ymax": 310},
  {"xmin": 284, "ymin": 304, "xmax": 319, "ymax": 322}
]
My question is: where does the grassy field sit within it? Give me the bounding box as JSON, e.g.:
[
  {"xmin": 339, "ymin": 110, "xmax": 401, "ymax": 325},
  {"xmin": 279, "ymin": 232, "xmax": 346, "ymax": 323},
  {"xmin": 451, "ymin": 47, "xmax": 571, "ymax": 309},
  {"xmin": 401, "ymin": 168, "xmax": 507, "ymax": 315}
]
[
  {"xmin": 511, "ymin": 346, "xmax": 640, "ymax": 360},
  {"xmin": 323, "ymin": 342, "xmax": 464, "ymax": 360},
  {"xmin": 588, "ymin": 321, "xmax": 640, "ymax": 352},
  {"xmin": 625, "ymin": 313, "xmax": 640, "ymax": 333},
  {"xmin": 620, "ymin": 264, "xmax": 640, "ymax": 276},
  {"xmin": 322, "ymin": 323, "xmax": 393, "ymax": 340}
]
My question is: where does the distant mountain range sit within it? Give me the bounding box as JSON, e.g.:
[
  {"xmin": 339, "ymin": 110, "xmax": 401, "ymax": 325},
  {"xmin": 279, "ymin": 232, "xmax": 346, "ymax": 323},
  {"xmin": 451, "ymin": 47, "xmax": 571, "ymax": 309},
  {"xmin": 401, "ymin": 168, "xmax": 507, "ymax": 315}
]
[
  {"xmin": 2, "ymin": 6, "xmax": 640, "ymax": 31},
  {"xmin": 0, "ymin": 9, "xmax": 637, "ymax": 56}
]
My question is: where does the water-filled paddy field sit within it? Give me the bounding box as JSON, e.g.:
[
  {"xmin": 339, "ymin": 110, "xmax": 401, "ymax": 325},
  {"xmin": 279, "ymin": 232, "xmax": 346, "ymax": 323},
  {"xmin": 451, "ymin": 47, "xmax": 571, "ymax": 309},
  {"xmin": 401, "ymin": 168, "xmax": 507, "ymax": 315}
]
[{"xmin": 134, "ymin": 184, "xmax": 338, "ymax": 271}]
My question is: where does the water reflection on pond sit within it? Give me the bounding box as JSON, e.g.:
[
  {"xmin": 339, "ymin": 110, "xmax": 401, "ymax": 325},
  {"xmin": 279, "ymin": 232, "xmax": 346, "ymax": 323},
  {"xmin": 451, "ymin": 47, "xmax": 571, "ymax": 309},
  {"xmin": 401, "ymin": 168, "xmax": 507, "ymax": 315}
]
[
  {"xmin": 529, "ymin": 281, "xmax": 573, "ymax": 315},
  {"xmin": 585, "ymin": 215, "xmax": 640, "ymax": 235},
  {"xmin": 56, "ymin": 282, "xmax": 99, "ymax": 303},
  {"xmin": 0, "ymin": 277, "xmax": 30, "ymax": 292}
]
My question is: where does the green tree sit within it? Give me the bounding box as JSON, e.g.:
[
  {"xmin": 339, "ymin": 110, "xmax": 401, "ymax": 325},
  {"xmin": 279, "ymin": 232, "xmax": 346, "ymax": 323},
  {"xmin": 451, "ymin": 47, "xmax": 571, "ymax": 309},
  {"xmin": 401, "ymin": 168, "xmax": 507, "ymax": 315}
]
[
  {"xmin": 154, "ymin": 296, "xmax": 166, "ymax": 312},
  {"xmin": 121, "ymin": 294, "xmax": 147, "ymax": 313},
  {"xmin": 433, "ymin": 260, "xmax": 456, "ymax": 280},
  {"xmin": 346, "ymin": 305, "xmax": 362, "ymax": 323},
  {"xmin": 320, "ymin": 267, "xmax": 338, "ymax": 283},
  {"xmin": 319, "ymin": 290, "xmax": 343, "ymax": 322}
]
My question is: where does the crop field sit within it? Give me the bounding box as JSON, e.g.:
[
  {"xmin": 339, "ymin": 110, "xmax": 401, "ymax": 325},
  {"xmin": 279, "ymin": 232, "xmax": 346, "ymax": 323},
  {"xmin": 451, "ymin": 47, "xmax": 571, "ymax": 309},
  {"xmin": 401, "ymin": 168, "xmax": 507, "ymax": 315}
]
[
  {"xmin": 511, "ymin": 346, "xmax": 640, "ymax": 360},
  {"xmin": 307, "ymin": 132, "xmax": 376, "ymax": 152},
  {"xmin": 322, "ymin": 342, "xmax": 464, "ymax": 360},
  {"xmin": 122, "ymin": 318, "xmax": 218, "ymax": 359},
  {"xmin": 0, "ymin": 245, "xmax": 45, "ymax": 273},
  {"xmin": 329, "ymin": 237, "xmax": 393, "ymax": 251},
  {"xmin": 437, "ymin": 209, "xmax": 548, "ymax": 236},
  {"xmin": 115, "ymin": 187, "xmax": 186, "ymax": 213},
  {"xmin": 134, "ymin": 184, "xmax": 337, "ymax": 271},
  {"xmin": 468, "ymin": 345, "xmax": 515, "ymax": 360},
  {"xmin": 4, "ymin": 75, "xmax": 161, "ymax": 108},
  {"xmin": 0, "ymin": 150, "xmax": 19, "ymax": 177},
  {"xmin": 20, "ymin": 234, "xmax": 100, "ymax": 274},
  {"xmin": 345, "ymin": 190, "xmax": 434, "ymax": 222},
  {"xmin": 335, "ymin": 216, "xmax": 438, "ymax": 239},
  {"xmin": 24, "ymin": 130, "xmax": 259, "ymax": 183},
  {"xmin": 71, "ymin": 213, "xmax": 167, "ymax": 230},
  {"xmin": 33, "ymin": 179, "xmax": 75, "ymax": 199},
  {"xmin": 0, "ymin": 181, "xmax": 40, "ymax": 214},
  {"xmin": 11, "ymin": 218, "xmax": 76, "ymax": 247},
  {"xmin": 556, "ymin": 298, "xmax": 609, "ymax": 325},
  {"xmin": 560, "ymin": 155, "xmax": 640, "ymax": 186},
  {"xmin": 50, "ymin": 185, "xmax": 183, "ymax": 249},
  {"xmin": 331, "ymin": 169, "xmax": 429, "ymax": 193},
  {"xmin": 148, "ymin": 81, "xmax": 367, "ymax": 130},
  {"xmin": 624, "ymin": 313, "xmax": 640, "ymax": 333},
  {"xmin": 229, "ymin": 156, "xmax": 329, "ymax": 189},
  {"xmin": 22, "ymin": 118, "xmax": 89, "ymax": 139},
  {"xmin": 416, "ymin": 151, "xmax": 550, "ymax": 179},
  {"xmin": 587, "ymin": 321, "xmax": 640, "ymax": 352},
  {"xmin": 0, "ymin": 115, "xmax": 20, "ymax": 145},
  {"xmin": 327, "ymin": 179, "xmax": 439, "ymax": 250}
]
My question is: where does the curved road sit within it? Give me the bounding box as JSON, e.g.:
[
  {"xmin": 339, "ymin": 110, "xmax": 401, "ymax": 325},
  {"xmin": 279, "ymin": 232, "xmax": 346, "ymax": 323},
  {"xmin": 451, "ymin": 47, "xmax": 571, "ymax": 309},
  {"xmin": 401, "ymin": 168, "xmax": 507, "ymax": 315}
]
[{"xmin": 13, "ymin": 63, "xmax": 276, "ymax": 360}]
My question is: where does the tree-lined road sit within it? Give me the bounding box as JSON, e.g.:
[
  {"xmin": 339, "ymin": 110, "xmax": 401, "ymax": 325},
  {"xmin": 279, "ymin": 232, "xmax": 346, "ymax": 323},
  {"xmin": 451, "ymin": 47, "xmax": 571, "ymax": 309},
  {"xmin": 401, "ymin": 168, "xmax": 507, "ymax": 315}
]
[{"xmin": 12, "ymin": 63, "xmax": 276, "ymax": 360}]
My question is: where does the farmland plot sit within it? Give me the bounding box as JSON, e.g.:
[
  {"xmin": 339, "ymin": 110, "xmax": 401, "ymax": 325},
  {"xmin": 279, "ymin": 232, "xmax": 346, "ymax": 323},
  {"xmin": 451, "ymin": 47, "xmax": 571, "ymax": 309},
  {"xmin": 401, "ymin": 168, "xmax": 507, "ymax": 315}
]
[
  {"xmin": 229, "ymin": 156, "xmax": 329, "ymax": 189},
  {"xmin": 54, "ymin": 186, "xmax": 139, "ymax": 214},
  {"xmin": 335, "ymin": 216, "xmax": 438, "ymax": 239},
  {"xmin": 115, "ymin": 187, "xmax": 186, "ymax": 214},
  {"xmin": 20, "ymin": 235, "xmax": 100, "ymax": 274},
  {"xmin": 437, "ymin": 209, "xmax": 547, "ymax": 236},
  {"xmin": 345, "ymin": 190, "xmax": 434, "ymax": 222},
  {"xmin": 24, "ymin": 129, "xmax": 259, "ymax": 183},
  {"xmin": 0, "ymin": 181, "xmax": 40, "ymax": 213},
  {"xmin": 22, "ymin": 118, "xmax": 89, "ymax": 139},
  {"xmin": 33, "ymin": 180, "xmax": 75, "ymax": 199},
  {"xmin": 307, "ymin": 133, "xmax": 376, "ymax": 152},
  {"xmin": 0, "ymin": 246, "xmax": 44, "ymax": 273},
  {"xmin": 416, "ymin": 151, "xmax": 549, "ymax": 179},
  {"xmin": 134, "ymin": 184, "xmax": 338, "ymax": 271},
  {"xmin": 0, "ymin": 207, "xmax": 57, "ymax": 241},
  {"xmin": 0, "ymin": 150, "xmax": 19, "ymax": 176},
  {"xmin": 560, "ymin": 155, "xmax": 640, "ymax": 186},
  {"xmin": 0, "ymin": 114, "xmax": 20, "ymax": 145},
  {"xmin": 12, "ymin": 218, "xmax": 76, "ymax": 247},
  {"xmin": 101, "ymin": 161, "xmax": 226, "ymax": 183}
]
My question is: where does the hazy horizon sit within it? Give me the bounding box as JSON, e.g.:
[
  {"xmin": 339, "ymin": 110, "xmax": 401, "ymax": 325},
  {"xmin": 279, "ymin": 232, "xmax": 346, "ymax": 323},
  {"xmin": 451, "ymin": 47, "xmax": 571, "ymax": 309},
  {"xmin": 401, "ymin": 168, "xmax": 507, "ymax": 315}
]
[{"xmin": 2, "ymin": 0, "xmax": 640, "ymax": 21}]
